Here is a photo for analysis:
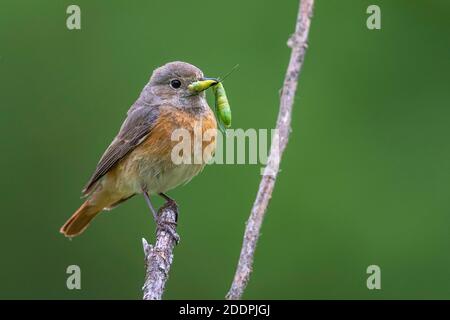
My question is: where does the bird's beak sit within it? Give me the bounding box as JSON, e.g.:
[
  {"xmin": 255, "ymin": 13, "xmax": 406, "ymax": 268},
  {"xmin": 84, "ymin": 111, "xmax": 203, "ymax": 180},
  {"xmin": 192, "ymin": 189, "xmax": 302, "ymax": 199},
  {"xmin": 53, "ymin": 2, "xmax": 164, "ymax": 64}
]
[{"xmin": 188, "ymin": 77, "xmax": 219, "ymax": 93}]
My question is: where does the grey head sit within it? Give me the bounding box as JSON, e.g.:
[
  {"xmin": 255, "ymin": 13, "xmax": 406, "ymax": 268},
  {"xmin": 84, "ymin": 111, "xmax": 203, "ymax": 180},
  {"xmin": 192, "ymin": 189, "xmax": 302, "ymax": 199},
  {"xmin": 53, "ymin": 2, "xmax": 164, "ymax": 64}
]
[{"xmin": 135, "ymin": 61, "xmax": 216, "ymax": 113}]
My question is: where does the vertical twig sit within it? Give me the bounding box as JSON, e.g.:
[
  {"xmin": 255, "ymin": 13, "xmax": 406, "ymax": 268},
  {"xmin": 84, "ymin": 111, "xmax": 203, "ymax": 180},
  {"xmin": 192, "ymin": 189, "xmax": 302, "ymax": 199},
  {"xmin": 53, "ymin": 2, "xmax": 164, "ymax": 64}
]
[
  {"xmin": 226, "ymin": 0, "xmax": 315, "ymax": 300},
  {"xmin": 142, "ymin": 202, "xmax": 179, "ymax": 300}
]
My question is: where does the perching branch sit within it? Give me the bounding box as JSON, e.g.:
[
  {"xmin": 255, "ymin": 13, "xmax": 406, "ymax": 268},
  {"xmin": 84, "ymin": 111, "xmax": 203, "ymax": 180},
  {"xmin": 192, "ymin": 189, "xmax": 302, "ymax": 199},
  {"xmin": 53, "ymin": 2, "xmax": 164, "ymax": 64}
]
[
  {"xmin": 226, "ymin": 0, "xmax": 314, "ymax": 300},
  {"xmin": 142, "ymin": 201, "xmax": 179, "ymax": 300}
]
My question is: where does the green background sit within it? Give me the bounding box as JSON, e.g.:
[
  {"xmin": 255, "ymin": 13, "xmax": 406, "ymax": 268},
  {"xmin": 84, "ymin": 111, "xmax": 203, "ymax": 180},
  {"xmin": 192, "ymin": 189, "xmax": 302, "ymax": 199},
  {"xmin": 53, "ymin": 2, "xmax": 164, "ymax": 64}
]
[{"xmin": 1, "ymin": 0, "xmax": 450, "ymax": 299}]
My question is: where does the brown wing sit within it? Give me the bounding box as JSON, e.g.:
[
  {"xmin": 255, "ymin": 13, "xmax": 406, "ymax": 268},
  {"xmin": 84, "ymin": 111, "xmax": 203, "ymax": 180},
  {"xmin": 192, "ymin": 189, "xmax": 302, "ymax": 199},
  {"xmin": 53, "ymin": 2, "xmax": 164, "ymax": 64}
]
[{"xmin": 82, "ymin": 105, "xmax": 160, "ymax": 195}]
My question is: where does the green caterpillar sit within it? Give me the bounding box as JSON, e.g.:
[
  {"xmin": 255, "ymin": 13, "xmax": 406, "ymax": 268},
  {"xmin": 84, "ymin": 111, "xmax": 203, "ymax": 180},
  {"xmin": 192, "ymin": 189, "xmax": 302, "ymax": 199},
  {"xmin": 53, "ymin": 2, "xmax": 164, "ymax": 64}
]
[
  {"xmin": 212, "ymin": 82, "xmax": 231, "ymax": 129},
  {"xmin": 187, "ymin": 79, "xmax": 217, "ymax": 92},
  {"xmin": 187, "ymin": 78, "xmax": 232, "ymax": 130}
]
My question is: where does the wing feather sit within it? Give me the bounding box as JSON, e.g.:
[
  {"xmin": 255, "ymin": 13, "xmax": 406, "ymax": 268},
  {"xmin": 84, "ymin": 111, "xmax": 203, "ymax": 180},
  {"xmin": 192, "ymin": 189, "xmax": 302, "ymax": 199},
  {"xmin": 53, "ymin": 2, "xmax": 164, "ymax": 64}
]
[{"xmin": 82, "ymin": 105, "xmax": 160, "ymax": 195}]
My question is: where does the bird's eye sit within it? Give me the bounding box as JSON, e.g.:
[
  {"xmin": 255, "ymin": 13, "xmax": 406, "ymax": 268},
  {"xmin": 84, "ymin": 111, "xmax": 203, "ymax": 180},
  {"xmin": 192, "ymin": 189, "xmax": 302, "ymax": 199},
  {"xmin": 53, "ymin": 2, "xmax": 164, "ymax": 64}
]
[{"xmin": 170, "ymin": 79, "xmax": 182, "ymax": 89}]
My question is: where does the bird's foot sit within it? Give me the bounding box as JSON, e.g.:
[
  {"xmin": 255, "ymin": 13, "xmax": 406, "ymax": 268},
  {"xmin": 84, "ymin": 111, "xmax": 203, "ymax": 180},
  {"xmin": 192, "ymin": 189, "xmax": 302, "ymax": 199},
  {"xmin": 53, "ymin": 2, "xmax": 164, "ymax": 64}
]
[
  {"xmin": 157, "ymin": 215, "xmax": 180, "ymax": 244},
  {"xmin": 159, "ymin": 193, "xmax": 178, "ymax": 222},
  {"xmin": 156, "ymin": 199, "xmax": 180, "ymax": 243}
]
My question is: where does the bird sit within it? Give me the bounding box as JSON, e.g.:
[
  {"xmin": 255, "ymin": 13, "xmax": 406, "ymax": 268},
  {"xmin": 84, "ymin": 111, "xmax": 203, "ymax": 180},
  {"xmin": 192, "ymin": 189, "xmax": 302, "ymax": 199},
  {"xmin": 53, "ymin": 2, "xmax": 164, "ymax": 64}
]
[{"xmin": 60, "ymin": 61, "xmax": 218, "ymax": 238}]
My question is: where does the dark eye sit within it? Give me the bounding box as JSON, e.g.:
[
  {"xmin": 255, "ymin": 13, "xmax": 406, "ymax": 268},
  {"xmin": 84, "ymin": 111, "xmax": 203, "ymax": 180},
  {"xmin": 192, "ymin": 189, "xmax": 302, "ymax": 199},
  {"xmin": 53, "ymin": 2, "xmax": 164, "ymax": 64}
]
[{"xmin": 170, "ymin": 79, "xmax": 181, "ymax": 89}]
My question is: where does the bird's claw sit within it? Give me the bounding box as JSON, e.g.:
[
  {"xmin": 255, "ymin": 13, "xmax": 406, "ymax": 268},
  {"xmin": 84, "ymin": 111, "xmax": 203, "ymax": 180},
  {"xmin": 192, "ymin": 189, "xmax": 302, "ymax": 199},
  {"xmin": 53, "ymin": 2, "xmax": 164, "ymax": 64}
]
[{"xmin": 157, "ymin": 219, "xmax": 180, "ymax": 244}]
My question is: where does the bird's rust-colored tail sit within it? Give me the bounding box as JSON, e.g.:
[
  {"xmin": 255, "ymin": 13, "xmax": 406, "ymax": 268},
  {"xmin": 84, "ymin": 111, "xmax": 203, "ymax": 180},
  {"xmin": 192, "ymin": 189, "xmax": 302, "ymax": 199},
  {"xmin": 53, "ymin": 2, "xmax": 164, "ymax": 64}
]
[{"xmin": 60, "ymin": 200, "xmax": 101, "ymax": 238}]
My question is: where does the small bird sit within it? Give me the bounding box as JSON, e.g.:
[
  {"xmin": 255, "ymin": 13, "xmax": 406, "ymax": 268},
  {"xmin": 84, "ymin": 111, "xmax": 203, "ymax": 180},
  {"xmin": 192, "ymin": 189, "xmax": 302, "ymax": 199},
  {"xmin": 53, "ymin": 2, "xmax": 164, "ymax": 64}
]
[{"xmin": 60, "ymin": 61, "xmax": 218, "ymax": 237}]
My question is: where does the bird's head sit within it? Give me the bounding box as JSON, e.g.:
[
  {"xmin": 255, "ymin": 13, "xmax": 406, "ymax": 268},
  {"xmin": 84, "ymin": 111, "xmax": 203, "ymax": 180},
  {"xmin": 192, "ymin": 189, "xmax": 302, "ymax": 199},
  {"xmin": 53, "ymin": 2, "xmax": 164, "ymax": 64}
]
[{"xmin": 142, "ymin": 61, "xmax": 218, "ymax": 110}]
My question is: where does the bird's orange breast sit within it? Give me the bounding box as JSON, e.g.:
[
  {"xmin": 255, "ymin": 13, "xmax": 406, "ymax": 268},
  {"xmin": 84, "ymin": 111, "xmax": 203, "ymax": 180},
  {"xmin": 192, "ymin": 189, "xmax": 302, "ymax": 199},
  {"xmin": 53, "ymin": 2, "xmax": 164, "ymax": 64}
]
[{"xmin": 139, "ymin": 106, "xmax": 217, "ymax": 161}]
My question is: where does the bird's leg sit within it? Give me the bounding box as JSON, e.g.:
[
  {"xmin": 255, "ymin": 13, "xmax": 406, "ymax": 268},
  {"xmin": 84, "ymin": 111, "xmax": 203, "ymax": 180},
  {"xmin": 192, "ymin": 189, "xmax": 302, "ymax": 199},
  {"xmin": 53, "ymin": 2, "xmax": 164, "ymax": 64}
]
[
  {"xmin": 158, "ymin": 192, "xmax": 175, "ymax": 203},
  {"xmin": 141, "ymin": 188, "xmax": 179, "ymax": 242},
  {"xmin": 141, "ymin": 186, "xmax": 158, "ymax": 222},
  {"xmin": 158, "ymin": 192, "xmax": 178, "ymax": 222}
]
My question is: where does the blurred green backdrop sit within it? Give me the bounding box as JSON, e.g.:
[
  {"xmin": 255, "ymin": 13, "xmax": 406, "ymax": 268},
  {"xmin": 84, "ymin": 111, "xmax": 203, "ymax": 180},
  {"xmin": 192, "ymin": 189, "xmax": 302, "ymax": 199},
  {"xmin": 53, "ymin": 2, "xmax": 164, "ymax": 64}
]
[{"xmin": 1, "ymin": 0, "xmax": 450, "ymax": 299}]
